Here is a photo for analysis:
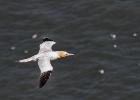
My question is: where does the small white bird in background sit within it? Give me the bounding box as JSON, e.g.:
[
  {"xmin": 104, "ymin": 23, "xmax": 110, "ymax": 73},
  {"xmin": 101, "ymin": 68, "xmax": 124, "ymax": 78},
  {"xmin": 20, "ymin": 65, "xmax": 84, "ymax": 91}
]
[{"xmin": 19, "ymin": 37, "xmax": 74, "ymax": 88}]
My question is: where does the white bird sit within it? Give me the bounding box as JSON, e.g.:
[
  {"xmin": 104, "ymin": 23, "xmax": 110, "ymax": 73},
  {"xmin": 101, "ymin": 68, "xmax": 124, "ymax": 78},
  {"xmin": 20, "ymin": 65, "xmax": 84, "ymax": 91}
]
[{"xmin": 19, "ymin": 37, "xmax": 74, "ymax": 88}]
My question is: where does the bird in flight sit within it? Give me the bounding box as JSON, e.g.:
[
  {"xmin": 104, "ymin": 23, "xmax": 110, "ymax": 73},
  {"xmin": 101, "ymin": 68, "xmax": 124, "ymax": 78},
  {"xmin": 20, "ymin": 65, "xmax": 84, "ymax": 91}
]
[{"xmin": 19, "ymin": 37, "xmax": 74, "ymax": 88}]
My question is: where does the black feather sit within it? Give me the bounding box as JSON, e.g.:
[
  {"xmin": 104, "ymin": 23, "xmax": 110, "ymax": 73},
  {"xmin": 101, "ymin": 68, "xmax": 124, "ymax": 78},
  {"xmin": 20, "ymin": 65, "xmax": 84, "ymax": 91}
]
[
  {"xmin": 43, "ymin": 37, "xmax": 53, "ymax": 42},
  {"xmin": 39, "ymin": 71, "xmax": 52, "ymax": 88}
]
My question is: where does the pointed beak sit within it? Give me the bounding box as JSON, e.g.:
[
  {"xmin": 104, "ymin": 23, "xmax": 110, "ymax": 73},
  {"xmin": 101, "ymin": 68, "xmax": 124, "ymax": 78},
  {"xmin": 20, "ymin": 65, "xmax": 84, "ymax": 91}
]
[{"xmin": 67, "ymin": 53, "xmax": 75, "ymax": 56}]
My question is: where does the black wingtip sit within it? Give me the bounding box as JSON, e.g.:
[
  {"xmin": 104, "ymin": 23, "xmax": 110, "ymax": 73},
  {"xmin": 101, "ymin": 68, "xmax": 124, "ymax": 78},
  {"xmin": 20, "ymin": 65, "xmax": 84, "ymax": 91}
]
[
  {"xmin": 42, "ymin": 37, "xmax": 53, "ymax": 42},
  {"xmin": 39, "ymin": 71, "xmax": 52, "ymax": 88}
]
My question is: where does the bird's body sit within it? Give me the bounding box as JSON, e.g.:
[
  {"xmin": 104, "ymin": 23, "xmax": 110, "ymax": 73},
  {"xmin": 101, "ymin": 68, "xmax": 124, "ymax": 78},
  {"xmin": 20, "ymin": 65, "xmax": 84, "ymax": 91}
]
[{"xmin": 19, "ymin": 37, "xmax": 74, "ymax": 88}]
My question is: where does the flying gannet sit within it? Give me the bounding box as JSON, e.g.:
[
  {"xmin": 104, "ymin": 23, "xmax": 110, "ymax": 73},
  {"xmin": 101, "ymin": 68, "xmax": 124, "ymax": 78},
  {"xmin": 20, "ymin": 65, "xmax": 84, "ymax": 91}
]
[{"xmin": 19, "ymin": 37, "xmax": 74, "ymax": 88}]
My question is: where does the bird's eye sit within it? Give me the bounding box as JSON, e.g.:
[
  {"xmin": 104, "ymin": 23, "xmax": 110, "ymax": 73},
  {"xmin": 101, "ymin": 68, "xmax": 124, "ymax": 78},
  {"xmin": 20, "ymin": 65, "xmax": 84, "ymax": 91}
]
[{"xmin": 65, "ymin": 53, "xmax": 68, "ymax": 56}]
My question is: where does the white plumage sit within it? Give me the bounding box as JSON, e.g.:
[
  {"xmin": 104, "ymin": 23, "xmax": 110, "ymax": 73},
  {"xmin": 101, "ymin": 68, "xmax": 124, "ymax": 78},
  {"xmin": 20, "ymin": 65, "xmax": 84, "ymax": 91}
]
[
  {"xmin": 19, "ymin": 38, "xmax": 74, "ymax": 88},
  {"xmin": 38, "ymin": 57, "xmax": 53, "ymax": 73},
  {"xmin": 19, "ymin": 41, "xmax": 56, "ymax": 72},
  {"xmin": 39, "ymin": 41, "xmax": 56, "ymax": 53}
]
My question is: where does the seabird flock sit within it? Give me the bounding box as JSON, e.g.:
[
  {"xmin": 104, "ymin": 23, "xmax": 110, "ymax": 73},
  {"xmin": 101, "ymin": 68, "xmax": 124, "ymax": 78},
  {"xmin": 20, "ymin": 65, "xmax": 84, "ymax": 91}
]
[{"xmin": 19, "ymin": 37, "xmax": 74, "ymax": 88}]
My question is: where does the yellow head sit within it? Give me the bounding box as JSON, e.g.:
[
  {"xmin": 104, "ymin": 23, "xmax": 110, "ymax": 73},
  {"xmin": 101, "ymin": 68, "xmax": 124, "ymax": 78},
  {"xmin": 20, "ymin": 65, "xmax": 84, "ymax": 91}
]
[{"xmin": 56, "ymin": 51, "xmax": 74, "ymax": 58}]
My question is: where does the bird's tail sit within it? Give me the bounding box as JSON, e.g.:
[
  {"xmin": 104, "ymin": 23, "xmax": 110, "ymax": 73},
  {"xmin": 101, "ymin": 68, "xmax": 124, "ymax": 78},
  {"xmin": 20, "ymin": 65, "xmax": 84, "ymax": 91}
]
[{"xmin": 19, "ymin": 56, "xmax": 37, "ymax": 63}]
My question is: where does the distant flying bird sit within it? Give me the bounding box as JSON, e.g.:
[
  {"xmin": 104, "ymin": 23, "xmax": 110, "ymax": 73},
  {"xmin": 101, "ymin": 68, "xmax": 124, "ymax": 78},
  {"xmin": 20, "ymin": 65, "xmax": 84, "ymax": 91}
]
[{"xmin": 19, "ymin": 37, "xmax": 74, "ymax": 88}]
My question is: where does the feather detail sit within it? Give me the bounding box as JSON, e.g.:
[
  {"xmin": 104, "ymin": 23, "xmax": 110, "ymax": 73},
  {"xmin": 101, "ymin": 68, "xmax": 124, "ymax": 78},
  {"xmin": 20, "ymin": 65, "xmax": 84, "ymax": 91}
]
[{"xmin": 39, "ymin": 71, "xmax": 52, "ymax": 88}]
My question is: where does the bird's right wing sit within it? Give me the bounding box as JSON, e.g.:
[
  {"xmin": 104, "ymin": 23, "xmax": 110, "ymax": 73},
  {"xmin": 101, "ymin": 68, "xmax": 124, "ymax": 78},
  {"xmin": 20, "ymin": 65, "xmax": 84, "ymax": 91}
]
[
  {"xmin": 39, "ymin": 41, "xmax": 56, "ymax": 53},
  {"xmin": 39, "ymin": 71, "xmax": 52, "ymax": 88},
  {"xmin": 38, "ymin": 57, "xmax": 53, "ymax": 88}
]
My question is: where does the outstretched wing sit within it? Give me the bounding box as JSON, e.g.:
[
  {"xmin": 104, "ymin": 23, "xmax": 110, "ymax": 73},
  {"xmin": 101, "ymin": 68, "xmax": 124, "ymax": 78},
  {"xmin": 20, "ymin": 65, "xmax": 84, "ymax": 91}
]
[
  {"xmin": 38, "ymin": 57, "xmax": 53, "ymax": 88},
  {"xmin": 39, "ymin": 41, "xmax": 56, "ymax": 53},
  {"xmin": 39, "ymin": 71, "xmax": 52, "ymax": 88}
]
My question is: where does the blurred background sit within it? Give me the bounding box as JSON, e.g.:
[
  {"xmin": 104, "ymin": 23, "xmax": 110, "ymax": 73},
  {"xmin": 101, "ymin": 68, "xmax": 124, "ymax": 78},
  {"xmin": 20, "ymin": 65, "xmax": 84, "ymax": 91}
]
[{"xmin": 0, "ymin": 0, "xmax": 140, "ymax": 100}]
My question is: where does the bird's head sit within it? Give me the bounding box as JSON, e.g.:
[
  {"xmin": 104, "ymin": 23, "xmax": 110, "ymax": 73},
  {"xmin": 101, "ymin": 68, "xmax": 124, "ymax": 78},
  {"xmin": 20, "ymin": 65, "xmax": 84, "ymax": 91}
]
[{"xmin": 57, "ymin": 51, "xmax": 74, "ymax": 58}]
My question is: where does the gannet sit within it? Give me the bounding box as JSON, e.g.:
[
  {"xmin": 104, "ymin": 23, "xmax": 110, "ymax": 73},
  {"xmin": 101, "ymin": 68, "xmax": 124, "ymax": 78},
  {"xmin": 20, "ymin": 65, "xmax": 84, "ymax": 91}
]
[{"xmin": 19, "ymin": 37, "xmax": 74, "ymax": 88}]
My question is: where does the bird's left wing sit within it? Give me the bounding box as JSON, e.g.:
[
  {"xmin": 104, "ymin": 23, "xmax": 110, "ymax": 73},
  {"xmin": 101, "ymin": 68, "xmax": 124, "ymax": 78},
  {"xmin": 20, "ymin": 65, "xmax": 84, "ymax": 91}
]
[{"xmin": 39, "ymin": 41, "xmax": 56, "ymax": 53}]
